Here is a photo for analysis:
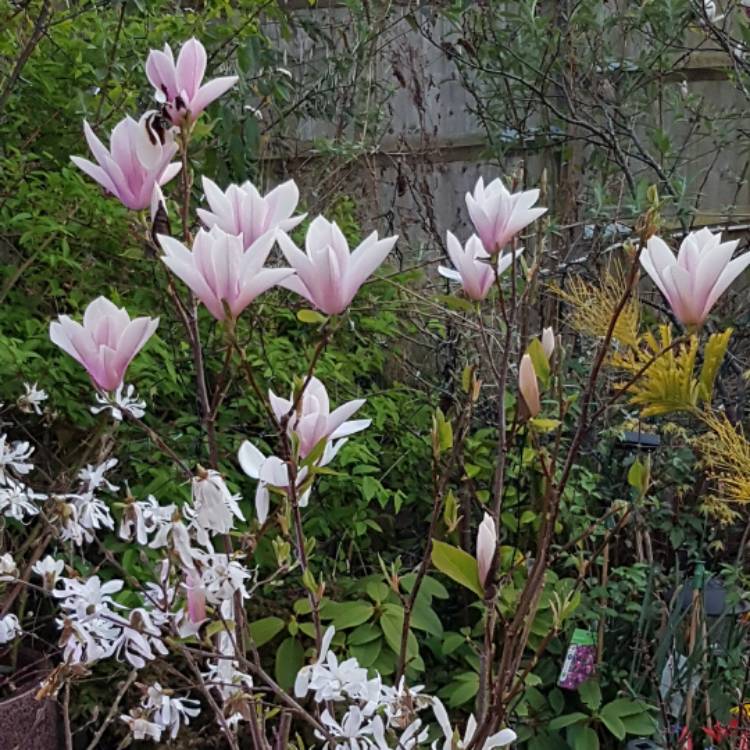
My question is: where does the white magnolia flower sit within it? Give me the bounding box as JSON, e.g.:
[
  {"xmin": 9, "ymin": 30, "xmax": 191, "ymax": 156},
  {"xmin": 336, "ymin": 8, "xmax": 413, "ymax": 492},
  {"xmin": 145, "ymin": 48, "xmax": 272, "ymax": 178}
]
[
  {"xmin": 109, "ymin": 608, "xmax": 168, "ymax": 669},
  {"xmin": 78, "ymin": 458, "xmax": 118, "ymax": 494},
  {"xmin": 91, "ymin": 383, "xmax": 146, "ymax": 421},
  {"xmin": 144, "ymin": 683, "xmax": 201, "ymax": 740},
  {"xmin": 18, "ymin": 382, "xmax": 48, "ymax": 415},
  {"xmin": 188, "ymin": 470, "xmax": 245, "ymax": 543},
  {"xmin": 196, "ymin": 552, "xmax": 252, "ymax": 604},
  {"xmin": 238, "ymin": 438, "xmax": 346, "ymax": 523},
  {"xmin": 32, "ymin": 555, "xmax": 64, "ymax": 589},
  {"xmin": 118, "ymin": 495, "xmax": 163, "ymax": 545},
  {"xmin": 431, "ymin": 698, "xmax": 516, "ymax": 750},
  {"xmin": 317, "ymin": 706, "xmax": 373, "ymax": 750},
  {"xmin": 0, "ymin": 552, "xmax": 18, "ymax": 579},
  {"xmin": 0, "ymin": 479, "xmax": 45, "ymax": 522},
  {"xmin": 149, "ymin": 512, "xmax": 196, "ymax": 568},
  {"xmin": 53, "ymin": 576, "xmax": 124, "ymax": 621},
  {"xmin": 0, "ymin": 614, "xmax": 21, "ymax": 644},
  {"xmin": 0, "ymin": 436, "xmax": 34, "ymax": 484},
  {"xmin": 120, "ymin": 713, "xmax": 163, "ymax": 742}
]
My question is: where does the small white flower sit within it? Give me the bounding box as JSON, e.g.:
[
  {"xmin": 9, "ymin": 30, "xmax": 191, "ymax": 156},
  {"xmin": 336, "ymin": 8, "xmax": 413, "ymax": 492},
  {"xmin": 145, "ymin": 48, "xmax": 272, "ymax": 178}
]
[
  {"xmin": 78, "ymin": 458, "xmax": 118, "ymax": 495},
  {"xmin": 0, "ymin": 435, "xmax": 34, "ymax": 484},
  {"xmin": 0, "ymin": 614, "xmax": 20, "ymax": 644},
  {"xmin": 18, "ymin": 383, "xmax": 48, "ymax": 415},
  {"xmin": 120, "ymin": 713, "xmax": 163, "ymax": 742},
  {"xmin": 53, "ymin": 575, "xmax": 124, "ymax": 621},
  {"xmin": 32, "ymin": 556, "xmax": 64, "ymax": 590},
  {"xmin": 0, "ymin": 552, "xmax": 18, "ymax": 579},
  {"xmin": 0, "ymin": 479, "xmax": 45, "ymax": 522},
  {"xmin": 196, "ymin": 552, "xmax": 251, "ymax": 604},
  {"xmin": 91, "ymin": 384, "xmax": 146, "ymax": 421},
  {"xmin": 144, "ymin": 683, "xmax": 201, "ymax": 740},
  {"xmin": 188, "ymin": 469, "xmax": 245, "ymax": 543},
  {"xmin": 118, "ymin": 495, "xmax": 162, "ymax": 545}
]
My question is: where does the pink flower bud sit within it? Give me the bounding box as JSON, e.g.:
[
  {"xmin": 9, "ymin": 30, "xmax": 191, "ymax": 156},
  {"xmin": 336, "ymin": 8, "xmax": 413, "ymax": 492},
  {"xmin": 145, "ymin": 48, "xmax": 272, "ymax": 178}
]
[
  {"xmin": 519, "ymin": 354, "xmax": 541, "ymax": 418},
  {"xmin": 542, "ymin": 326, "xmax": 555, "ymax": 360}
]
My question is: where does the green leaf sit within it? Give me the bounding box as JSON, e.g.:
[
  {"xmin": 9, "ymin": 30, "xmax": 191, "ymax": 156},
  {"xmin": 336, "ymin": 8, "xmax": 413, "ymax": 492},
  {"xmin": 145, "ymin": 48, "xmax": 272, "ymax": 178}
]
[
  {"xmin": 411, "ymin": 596, "xmax": 444, "ymax": 637},
  {"xmin": 350, "ymin": 638, "xmax": 382, "ymax": 668},
  {"xmin": 599, "ymin": 703, "xmax": 626, "ymax": 740},
  {"xmin": 379, "ymin": 603, "xmax": 417, "ymax": 660},
  {"xmin": 349, "ymin": 622, "xmax": 381, "ymax": 646},
  {"xmin": 297, "ymin": 309, "xmax": 328, "ymax": 325},
  {"xmin": 400, "ymin": 574, "xmax": 449, "ymax": 600},
  {"xmin": 602, "ymin": 698, "xmax": 649, "ymax": 718},
  {"xmin": 365, "ymin": 581, "xmax": 390, "ymax": 603},
  {"xmin": 527, "ymin": 337, "xmax": 551, "ymax": 387},
  {"xmin": 548, "ymin": 712, "xmax": 588, "ymax": 731},
  {"xmin": 248, "ymin": 616, "xmax": 285, "ymax": 647},
  {"xmin": 578, "ymin": 680, "xmax": 602, "ymax": 711},
  {"xmin": 274, "ymin": 637, "xmax": 304, "ymax": 689},
  {"xmin": 431, "ymin": 540, "xmax": 483, "ymax": 596},
  {"xmin": 320, "ymin": 600, "xmax": 374, "ymax": 630},
  {"xmin": 572, "ymin": 726, "xmax": 599, "ymax": 750},
  {"xmin": 621, "ymin": 712, "xmax": 658, "ymax": 736}
]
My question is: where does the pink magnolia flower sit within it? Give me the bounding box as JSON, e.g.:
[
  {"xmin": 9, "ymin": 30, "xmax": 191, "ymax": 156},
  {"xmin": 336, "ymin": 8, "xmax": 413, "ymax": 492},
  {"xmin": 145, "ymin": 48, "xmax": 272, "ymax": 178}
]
[
  {"xmin": 268, "ymin": 376, "xmax": 370, "ymax": 458},
  {"xmin": 640, "ymin": 228, "xmax": 750, "ymax": 328},
  {"xmin": 71, "ymin": 115, "xmax": 181, "ymax": 211},
  {"xmin": 277, "ymin": 216, "xmax": 398, "ymax": 315},
  {"xmin": 145, "ymin": 38, "xmax": 238, "ymax": 125},
  {"xmin": 439, "ymin": 231, "xmax": 523, "ymax": 300},
  {"xmin": 158, "ymin": 226, "xmax": 293, "ymax": 320},
  {"xmin": 518, "ymin": 354, "xmax": 540, "ymax": 418},
  {"xmin": 197, "ymin": 176, "xmax": 306, "ymax": 250},
  {"xmin": 466, "ymin": 176, "xmax": 546, "ymax": 254},
  {"xmin": 476, "ymin": 513, "xmax": 497, "ymax": 588},
  {"xmin": 50, "ymin": 297, "xmax": 159, "ymax": 392}
]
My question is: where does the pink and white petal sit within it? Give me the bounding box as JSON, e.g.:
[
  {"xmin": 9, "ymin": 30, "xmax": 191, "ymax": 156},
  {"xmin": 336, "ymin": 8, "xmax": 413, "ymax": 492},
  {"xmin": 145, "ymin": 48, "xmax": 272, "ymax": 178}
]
[
  {"xmin": 347, "ymin": 235, "xmax": 397, "ymax": 292},
  {"xmin": 50, "ymin": 318, "xmax": 88, "ymax": 366},
  {"xmin": 189, "ymin": 76, "xmax": 239, "ymax": 118},
  {"xmin": 201, "ymin": 176, "xmax": 233, "ymax": 224},
  {"xmin": 145, "ymin": 48, "xmax": 178, "ymax": 98},
  {"xmin": 693, "ymin": 239, "xmax": 737, "ymax": 307},
  {"xmin": 330, "ymin": 418, "xmax": 371, "ymax": 439},
  {"xmin": 176, "ymin": 38, "xmax": 207, "ymax": 100},
  {"xmin": 278, "ymin": 274, "xmax": 315, "ymax": 304},
  {"xmin": 82, "ymin": 121, "xmax": 113, "ymax": 169},
  {"xmin": 232, "ymin": 268, "xmax": 294, "ymax": 315},
  {"xmin": 438, "ymin": 265, "xmax": 463, "ymax": 282},
  {"xmin": 265, "ymin": 180, "xmax": 300, "ymax": 223},
  {"xmin": 327, "ymin": 399, "xmax": 366, "ymax": 435},
  {"xmin": 268, "ymin": 390, "xmax": 292, "ymax": 422},
  {"xmin": 70, "ymin": 157, "xmax": 118, "ymax": 196},
  {"xmin": 158, "ymin": 162, "xmax": 182, "ymax": 187},
  {"xmin": 702, "ymin": 252, "xmax": 750, "ymax": 318}
]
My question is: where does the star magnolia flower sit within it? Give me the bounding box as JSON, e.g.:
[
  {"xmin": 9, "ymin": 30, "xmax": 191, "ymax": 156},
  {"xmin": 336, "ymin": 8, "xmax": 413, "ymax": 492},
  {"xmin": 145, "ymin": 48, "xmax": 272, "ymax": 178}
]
[
  {"xmin": 18, "ymin": 382, "xmax": 47, "ymax": 415},
  {"xmin": 0, "ymin": 614, "xmax": 20, "ymax": 645},
  {"xmin": 120, "ymin": 713, "xmax": 163, "ymax": 742},
  {"xmin": 431, "ymin": 698, "xmax": 516, "ymax": 750},
  {"xmin": 71, "ymin": 115, "xmax": 181, "ymax": 211},
  {"xmin": 439, "ymin": 231, "xmax": 523, "ymax": 300},
  {"xmin": 50, "ymin": 296, "xmax": 159, "ymax": 392},
  {"xmin": 159, "ymin": 226, "xmax": 293, "ymax": 320},
  {"xmin": 237, "ymin": 438, "xmax": 347, "ymax": 523},
  {"xmin": 197, "ymin": 176, "xmax": 306, "ymax": 250},
  {"xmin": 476, "ymin": 513, "xmax": 497, "ymax": 588},
  {"xmin": 640, "ymin": 227, "xmax": 750, "ymax": 328},
  {"xmin": 277, "ymin": 216, "xmax": 398, "ymax": 315},
  {"xmin": 466, "ymin": 176, "xmax": 546, "ymax": 254},
  {"xmin": 144, "ymin": 683, "xmax": 201, "ymax": 740},
  {"xmin": 0, "ymin": 553, "xmax": 17, "ymax": 579},
  {"xmin": 32, "ymin": 556, "xmax": 64, "ymax": 590},
  {"xmin": 189, "ymin": 470, "xmax": 245, "ymax": 543},
  {"xmin": 518, "ymin": 354, "xmax": 540, "ymax": 418},
  {"xmin": 145, "ymin": 37, "xmax": 238, "ymax": 125},
  {"xmin": 269, "ymin": 376, "xmax": 370, "ymax": 458}
]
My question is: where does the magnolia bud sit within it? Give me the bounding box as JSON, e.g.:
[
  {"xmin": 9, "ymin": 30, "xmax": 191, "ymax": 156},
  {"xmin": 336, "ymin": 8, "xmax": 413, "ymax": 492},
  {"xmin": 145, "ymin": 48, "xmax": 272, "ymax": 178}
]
[
  {"xmin": 542, "ymin": 326, "xmax": 555, "ymax": 360},
  {"xmin": 519, "ymin": 354, "xmax": 541, "ymax": 418},
  {"xmin": 477, "ymin": 513, "xmax": 497, "ymax": 589}
]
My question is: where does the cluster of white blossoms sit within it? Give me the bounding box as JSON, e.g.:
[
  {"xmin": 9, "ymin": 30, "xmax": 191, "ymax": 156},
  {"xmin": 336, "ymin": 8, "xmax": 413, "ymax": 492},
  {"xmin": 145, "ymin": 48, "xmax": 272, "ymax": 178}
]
[
  {"xmin": 294, "ymin": 627, "xmax": 516, "ymax": 750},
  {"xmin": 0, "ymin": 432, "xmax": 46, "ymax": 522},
  {"xmin": 120, "ymin": 682, "xmax": 200, "ymax": 742}
]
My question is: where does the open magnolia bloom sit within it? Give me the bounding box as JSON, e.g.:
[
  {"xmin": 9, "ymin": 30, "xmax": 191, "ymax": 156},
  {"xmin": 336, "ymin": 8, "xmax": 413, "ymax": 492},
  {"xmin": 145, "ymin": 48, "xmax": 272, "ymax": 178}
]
[
  {"xmin": 145, "ymin": 37, "xmax": 238, "ymax": 125},
  {"xmin": 237, "ymin": 438, "xmax": 347, "ymax": 523},
  {"xmin": 640, "ymin": 227, "xmax": 750, "ymax": 327},
  {"xmin": 268, "ymin": 376, "xmax": 370, "ymax": 458},
  {"xmin": 466, "ymin": 176, "xmax": 546, "ymax": 255},
  {"xmin": 50, "ymin": 296, "xmax": 159, "ymax": 392},
  {"xmin": 277, "ymin": 216, "xmax": 398, "ymax": 315},
  {"xmin": 71, "ymin": 115, "xmax": 180, "ymax": 211},
  {"xmin": 197, "ymin": 176, "xmax": 306, "ymax": 250},
  {"xmin": 439, "ymin": 230, "xmax": 523, "ymax": 300},
  {"xmin": 158, "ymin": 226, "xmax": 293, "ymax": 320}
]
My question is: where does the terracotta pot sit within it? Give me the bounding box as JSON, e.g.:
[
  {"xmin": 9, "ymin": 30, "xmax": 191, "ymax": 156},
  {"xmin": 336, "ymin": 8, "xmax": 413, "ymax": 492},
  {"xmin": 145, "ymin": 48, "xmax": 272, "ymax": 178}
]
[{"xmin": 0, "ymin": 649, "xmax": 60, "ymax": 750}]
